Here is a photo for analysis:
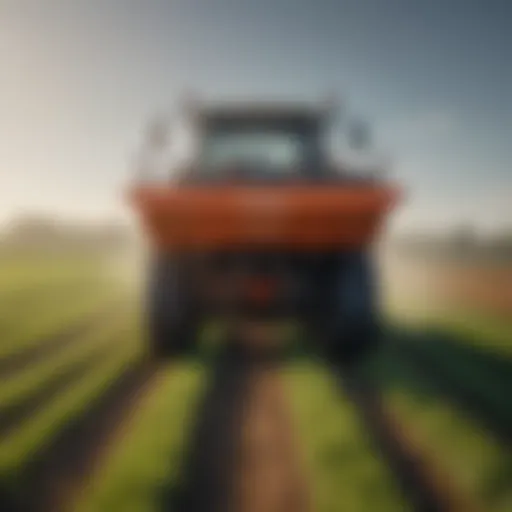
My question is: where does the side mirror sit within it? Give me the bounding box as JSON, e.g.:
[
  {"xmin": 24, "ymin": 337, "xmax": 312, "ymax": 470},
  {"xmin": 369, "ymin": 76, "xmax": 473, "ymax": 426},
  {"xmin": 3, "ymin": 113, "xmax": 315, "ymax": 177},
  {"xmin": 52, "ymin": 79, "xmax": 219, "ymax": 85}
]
[
  {"xmin": 134, "ymin": 115, "xmax": 173, "ymax": 184},
  {"xmin": 145, "ymin": 115, "xmax": 171, "ymax": 151},
  {"xmin": 348, "ymin": 119, "xmax": 371, "ymax": 150},
  {"xmin": 321, "ymin": 92, "xmax": 343, "ymax": 126}
]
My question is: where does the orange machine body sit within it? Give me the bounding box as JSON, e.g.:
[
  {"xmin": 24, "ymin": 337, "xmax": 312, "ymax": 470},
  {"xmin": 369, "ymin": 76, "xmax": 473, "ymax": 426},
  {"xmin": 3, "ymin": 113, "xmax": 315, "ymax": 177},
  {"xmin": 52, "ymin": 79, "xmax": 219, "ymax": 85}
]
[{"xmin": 130, "ymin": 183, "xmax": 401, "ymax": 252}]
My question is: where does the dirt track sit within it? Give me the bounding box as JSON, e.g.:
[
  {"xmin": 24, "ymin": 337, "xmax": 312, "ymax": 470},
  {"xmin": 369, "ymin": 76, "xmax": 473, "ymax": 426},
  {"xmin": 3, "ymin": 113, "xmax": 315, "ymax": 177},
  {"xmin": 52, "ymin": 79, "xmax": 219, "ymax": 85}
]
[
  {"xmin": 5, "ymin": 346, "xmax": 485, "ymax": 512},
  {"xmin": 233, "ymin": 366, "xmax": 310, "ymax": 512},
  {"xmin": 232, "ymin": 359, "xmax": 479, "ymax": 512}
]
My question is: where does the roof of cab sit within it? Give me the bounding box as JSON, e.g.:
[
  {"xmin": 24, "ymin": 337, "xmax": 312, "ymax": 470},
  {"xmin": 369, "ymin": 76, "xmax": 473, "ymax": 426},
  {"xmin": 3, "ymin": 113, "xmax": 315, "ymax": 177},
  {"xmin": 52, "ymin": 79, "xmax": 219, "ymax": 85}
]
[{"xmin": 187, "ymin": 99, "xmax": 336, "ymax": 126}]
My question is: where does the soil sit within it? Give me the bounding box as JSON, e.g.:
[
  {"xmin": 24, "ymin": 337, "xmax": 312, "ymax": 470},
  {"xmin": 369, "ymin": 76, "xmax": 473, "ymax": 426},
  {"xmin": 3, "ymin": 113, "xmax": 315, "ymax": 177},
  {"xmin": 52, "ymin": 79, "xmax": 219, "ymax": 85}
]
[
  {"xmin": 232, "ymin": 365, "xmax": 310, "ymax": 512},
  {"xmin": 3, "ymin": 340, "xmax": 487, "ymax": 512}
]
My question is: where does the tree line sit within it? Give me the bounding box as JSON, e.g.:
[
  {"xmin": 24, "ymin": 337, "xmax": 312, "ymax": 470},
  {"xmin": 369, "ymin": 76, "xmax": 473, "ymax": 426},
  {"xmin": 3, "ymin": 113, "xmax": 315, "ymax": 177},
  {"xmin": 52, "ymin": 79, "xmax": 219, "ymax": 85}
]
[
  {"xmin": 0, "ymin": 215, "xmax": 133, "ymax": 253},
  {"xmin": 393, "ymin": 225, "xmax": 512, "ymax": 261},
  {"xmin": 1, "ymin": 215, "xmax": 511, "ymax": 260}
]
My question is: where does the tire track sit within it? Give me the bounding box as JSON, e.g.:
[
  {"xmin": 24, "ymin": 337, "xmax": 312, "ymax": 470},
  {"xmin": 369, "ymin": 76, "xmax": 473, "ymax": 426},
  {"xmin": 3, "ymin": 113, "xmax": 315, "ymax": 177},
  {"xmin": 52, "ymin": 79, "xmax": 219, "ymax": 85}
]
[
  {"xmin": 0, "ymin": 483, "xmax": 25, "ymax": 512},
  {"xmin": 0, "ymin": 280, "xmax": 111, "ymax": 316},
  {"xmin": 166, "ymin": 343, "xmax": 252, "ymax": 512},
  {"xmin": 392, "ymin": 343, "xmax": 512, "ymax": 446},
  {"xmin": 14, "ymin": 361, "xmax": 155, "ymax": 512},
  {"xmin": 232, "ymin": 363, "xmax": 311, "ymax": 512},
  {"xmin": 167, "ymin": 343, "xmax": 310, "ymax": 512},
  {"xmin": 336, "ymin": 367, "xmax": 482, "ymax": 512},
  {"xmin": 0, "ymin": 335, "xmax": 128, "ymax": 439},
  {"xmin": 0, "ymin": 300, "xmax": 128, "ymax": 379}
]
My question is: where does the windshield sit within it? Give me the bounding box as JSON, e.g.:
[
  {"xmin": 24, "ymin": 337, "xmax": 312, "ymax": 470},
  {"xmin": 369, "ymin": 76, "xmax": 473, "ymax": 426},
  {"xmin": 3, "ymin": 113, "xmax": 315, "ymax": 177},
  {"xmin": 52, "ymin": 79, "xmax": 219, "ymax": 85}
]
[{"xmin": 199, "ymin": 126, "xmax": 321, "ymax": 175}]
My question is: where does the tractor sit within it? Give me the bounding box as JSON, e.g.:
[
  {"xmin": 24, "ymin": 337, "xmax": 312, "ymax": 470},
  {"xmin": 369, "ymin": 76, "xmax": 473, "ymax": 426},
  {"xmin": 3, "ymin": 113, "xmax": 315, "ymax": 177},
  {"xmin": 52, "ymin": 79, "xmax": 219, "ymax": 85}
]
[{"xmin": 129, "ymin": 97, "xmax": 400, "ymax": 367}]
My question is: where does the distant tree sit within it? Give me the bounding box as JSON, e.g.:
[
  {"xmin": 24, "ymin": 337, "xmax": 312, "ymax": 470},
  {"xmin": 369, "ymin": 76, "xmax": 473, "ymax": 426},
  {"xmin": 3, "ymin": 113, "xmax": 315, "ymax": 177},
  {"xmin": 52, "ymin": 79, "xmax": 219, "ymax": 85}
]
[
  {"xmin": 1, "ymin": 214, "xmax": 131, "ymax": 253},
  {"xmin": 448, "ymin": 224, "xmax": 478, "ymax": 254},
  {"xmin": 4, "ymin": 215, "xmax": 60, "ymax": 246},
  {"xmin": 489, "ymin": 230, "xmax": 512, "ymax": 258}
]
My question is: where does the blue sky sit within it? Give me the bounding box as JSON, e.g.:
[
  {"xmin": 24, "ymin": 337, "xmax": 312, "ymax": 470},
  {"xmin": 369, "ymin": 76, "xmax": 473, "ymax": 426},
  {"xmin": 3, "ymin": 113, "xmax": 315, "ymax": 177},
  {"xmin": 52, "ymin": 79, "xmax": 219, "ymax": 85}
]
[{"xmin": 1, "ymin": 0, "xmax": 510, "ymax": 233}]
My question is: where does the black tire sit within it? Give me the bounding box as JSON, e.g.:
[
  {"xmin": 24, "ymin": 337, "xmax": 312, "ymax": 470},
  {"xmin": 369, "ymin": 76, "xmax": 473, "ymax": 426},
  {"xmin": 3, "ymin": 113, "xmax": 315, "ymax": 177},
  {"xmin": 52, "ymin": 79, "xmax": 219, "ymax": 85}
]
[
  {"xmin": 315, "ymin": 251, "xmax": 382, "ymax": 368},
  {"xmin": 146, "ymin": 254, "xmax": 198, "ymax": 360},
  {"xmin": 327, "ymin": 318, "xmax": 382, "ymax": 368}
]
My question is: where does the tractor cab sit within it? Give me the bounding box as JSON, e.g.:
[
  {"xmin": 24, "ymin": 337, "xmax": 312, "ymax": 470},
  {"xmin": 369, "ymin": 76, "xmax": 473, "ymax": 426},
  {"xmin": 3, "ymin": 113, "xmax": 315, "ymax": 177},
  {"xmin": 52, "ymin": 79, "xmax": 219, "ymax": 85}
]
[{"xmin": 188, "ymin": 103, "xmax": 331, "ymax": 182}]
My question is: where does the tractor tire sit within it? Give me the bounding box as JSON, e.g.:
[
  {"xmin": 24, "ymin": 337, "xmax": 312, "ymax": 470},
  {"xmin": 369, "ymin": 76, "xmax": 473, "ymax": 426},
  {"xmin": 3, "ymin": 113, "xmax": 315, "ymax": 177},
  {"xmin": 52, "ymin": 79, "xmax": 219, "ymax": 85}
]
[
  {"xmin": 146, "ymin": 254, "xmax": 198, "ymax": 360},
  {"xmin": 327, "ymin": 318, "xmax": 381, "ymax": 368},
  {"xmin": 319, "ymin": 251, "xmax": 382, "ymax": 369}
]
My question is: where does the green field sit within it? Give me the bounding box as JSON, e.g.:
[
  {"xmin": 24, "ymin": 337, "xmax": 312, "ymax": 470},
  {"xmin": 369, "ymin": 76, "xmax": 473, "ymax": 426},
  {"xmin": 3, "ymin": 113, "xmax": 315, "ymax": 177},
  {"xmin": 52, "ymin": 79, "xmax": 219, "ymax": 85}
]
[{"xmin": 0, "ymin": 251, "xmax": 510, "ymax": 511}]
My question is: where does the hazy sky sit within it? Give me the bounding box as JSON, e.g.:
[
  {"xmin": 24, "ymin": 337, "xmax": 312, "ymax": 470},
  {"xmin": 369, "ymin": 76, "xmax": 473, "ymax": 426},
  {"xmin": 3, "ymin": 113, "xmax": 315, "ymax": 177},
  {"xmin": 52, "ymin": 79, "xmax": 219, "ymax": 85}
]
[{"xmin": 1, "ymin": 0, "xmax": 510, "ymax": 233}]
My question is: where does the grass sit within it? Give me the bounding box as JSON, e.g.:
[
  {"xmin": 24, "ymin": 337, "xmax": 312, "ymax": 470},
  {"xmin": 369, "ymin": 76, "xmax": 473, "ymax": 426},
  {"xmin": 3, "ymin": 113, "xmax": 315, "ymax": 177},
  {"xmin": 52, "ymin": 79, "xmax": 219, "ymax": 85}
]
[
  {"xmin": 284, "ymin": 361, "xmax": 409, "ymax": 512},
  {"xmin": 0, "ymin": 255, "xmax": 115, "ymax": 296},
  {"xmin": 0, "ymin": 289, "xmax": 128, "ymax": 358},
  {"xmin": 0, "ymin": 312, "xmax": 139, "ymax": 407},
  {"xmin": 386, "ymin": 304, "xmax": 512, "ymax": 357},
  {"xmin": 382, "ymin": 328, "xmax": 512, "ymax": 430},
  {"xmin": 76, "ymin": 363, "xmax": 206, "ymax": 512},
  {"xmin": 0, "ymin": 276, "xmax": 119, "ymax": 330},
  {"xmin": 0, "ymin": 250, "xmax": 510, "ymax": 510},
  {"xmin": 385, "ymin": 391, "xmax": 512, "ymax": 512},
  {"xmin": 0, "ymin": 331, "xmax": 142, "ymax": 474},
  {"xmin": 424, "ymin": 313, "xmax": 512, "ymax": 356},
  {"xmin": 365, "ymin": 348, "xmax": 512, "ymax": 512}
]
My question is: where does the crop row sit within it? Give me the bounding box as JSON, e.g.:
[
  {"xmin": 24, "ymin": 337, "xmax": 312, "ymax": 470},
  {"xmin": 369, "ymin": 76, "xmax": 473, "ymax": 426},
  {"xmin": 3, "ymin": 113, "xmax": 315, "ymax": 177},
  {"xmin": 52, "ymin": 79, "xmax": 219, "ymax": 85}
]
[
  {"xmin": 0, "ymin": 288, "xmax": 133, "ymax": 362},
  {"xmin": 75, "ymin": 364, "xmax": 206, "ymax": 512},
  {"xmin": 367, "ymin": 349, "xmax": 512, "ymax": 512},
  {"xmin": 0, "ymin": 314, "xmax": 139, "ymax": 437},
  {"xmin": 385, "ymin": 306, "xmax": 512, "ymax": 357},
  {"xmin": 0, "ymin": 276, "xmax": 125, "ymax": 328},
  {"xmin": 0, "ymin": 328, "xmax": 142, "ymax": 476},
  {"xmin": 378, "ymin": 328, "xmax": 512, "ymax": 444},
  {"xmin": 284, "ymin": 362, "xmax": 409, "ymax": 512},
  {"xmin": 0, "ymin": 256, "xmax": 116, "ymax": 296},
  {"xmin": 384, "ymin": 389, "xmax": 512, "ymax": 511},
  {"xmin": 3, "ymin": 340, "xmax": 507, "ymax": 511}
]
